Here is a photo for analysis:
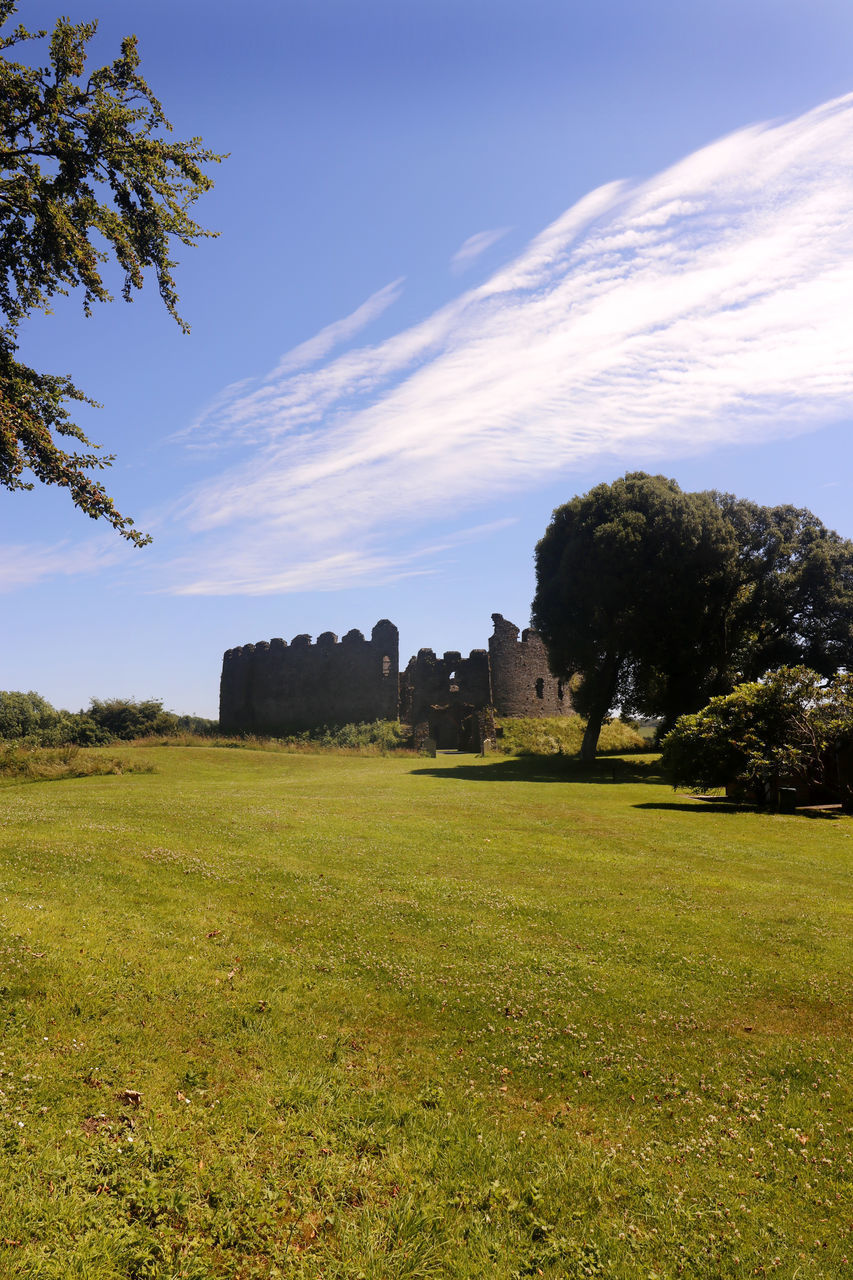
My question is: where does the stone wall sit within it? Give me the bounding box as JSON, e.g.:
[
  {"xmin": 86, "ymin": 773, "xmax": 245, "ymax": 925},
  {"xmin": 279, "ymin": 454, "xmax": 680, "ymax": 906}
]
[
  {"xmin": 219, "ymin": 612, "xmax": 574, "ymax": 738},
  {"xmin": 398, "ymin": 647, "xmax": 491, "ymax": 725},
  {"xmin": 488, "ymin": 613, "xmax": 573, "ymax": 718},
  {"xmin": 398, "ymin": 646, "xmax": 493, "ymax": 751},
  {"xmin": 219, "ymin": 619, "xmax": 399, "ymax": 734}
]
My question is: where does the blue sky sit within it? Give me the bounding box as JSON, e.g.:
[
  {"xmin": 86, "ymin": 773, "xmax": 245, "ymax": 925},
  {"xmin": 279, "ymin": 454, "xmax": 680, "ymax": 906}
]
[{"xmin": 4, "ymin": 0, "xmax": 853, "ymax": 717}]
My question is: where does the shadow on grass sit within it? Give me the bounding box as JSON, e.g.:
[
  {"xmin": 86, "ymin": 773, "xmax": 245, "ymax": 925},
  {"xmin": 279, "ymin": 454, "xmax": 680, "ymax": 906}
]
[
  {"xmin": 411, "ymin": 754, "xmax": 664, "ymax": 786},
  {"xmin": 634, "ymin": 799, "xmax": 747, "ymax": 815},
  {"xmin": 635, "ymin": 800, "xmax": 845, "ymax": 820}
]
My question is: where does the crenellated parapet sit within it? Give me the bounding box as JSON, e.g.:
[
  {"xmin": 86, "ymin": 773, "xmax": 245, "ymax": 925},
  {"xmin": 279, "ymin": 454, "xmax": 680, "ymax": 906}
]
[
  {"xmin": 219, "ymin": 612, "xmax": 572, "ymax": 741},
  {"xmin": 219, "ymin": 620, "xmax": 399, "ymax": 734}
]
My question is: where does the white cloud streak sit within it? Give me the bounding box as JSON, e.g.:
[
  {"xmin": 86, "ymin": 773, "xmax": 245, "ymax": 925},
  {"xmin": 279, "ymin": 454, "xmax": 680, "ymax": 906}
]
[
  {"xmin": 271, "ymin": 277, "xmax": 405, "ymax": 375},
  {"xmin": 0, "ymin": 536, "xmax": 129, "ymax": 592},
  {"xmin": 451, "ymin": 227, "xmax": 511, "ymax": 272},
  {"xmin": 175, "ymin": 518, "xmax": 518, "ymax": 597},
  {"xmin": 173, "ymin": 94, "xmax": 853, "ymax": 595}
]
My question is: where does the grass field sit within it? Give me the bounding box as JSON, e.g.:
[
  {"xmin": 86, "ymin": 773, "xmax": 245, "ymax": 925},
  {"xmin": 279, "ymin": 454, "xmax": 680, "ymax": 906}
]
[{"xmin": 0, "ymin": 746, "xmax": 850, "ymax": 1278}]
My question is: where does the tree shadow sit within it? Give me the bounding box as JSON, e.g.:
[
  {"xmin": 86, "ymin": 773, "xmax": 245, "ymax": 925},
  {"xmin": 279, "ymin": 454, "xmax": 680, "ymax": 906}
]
[
  {"xmin": 634, "ymin": 800, "xmax": 845, "ymax": 820},
  {"xmin": 411, "ymin": 754, "xmax": 664, "ymax": 786},
  {"xmin": 634, "ymin": 799, "xmax": 747, "ymax": 815}
]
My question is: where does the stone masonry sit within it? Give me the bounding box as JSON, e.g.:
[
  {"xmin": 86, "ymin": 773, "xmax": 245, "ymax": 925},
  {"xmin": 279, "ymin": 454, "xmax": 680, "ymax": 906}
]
[
  {"xmin": 220, "ymin": 620, "xmax": 399, "ymax": 735},
  {"xmin": 219, "ymin": 613, "xmax": 574, "ymax": 741},
  {"xmin": 488, "ymin": 613, "xmax": 571, "ymax": 717}
]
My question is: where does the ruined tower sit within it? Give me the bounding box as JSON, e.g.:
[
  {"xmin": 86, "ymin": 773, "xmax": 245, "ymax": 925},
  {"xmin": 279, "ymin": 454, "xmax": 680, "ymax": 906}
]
[
  {"xmin": 488, "ymin": 613, "xmax": 571, "ymax": 718},
  {"xmin": 398, "ymin": 646, "xmax": 493, "ymax": 751}
]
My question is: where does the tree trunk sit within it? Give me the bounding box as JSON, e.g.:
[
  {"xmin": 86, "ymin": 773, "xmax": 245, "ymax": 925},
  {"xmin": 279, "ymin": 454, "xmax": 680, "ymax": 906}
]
[
  {"xmin": 579, "ymin": 709, "xmax": 605, "ymax": 762},
  {"xmin": 578, "ymin": 655, "xmax": 621, "ymax": 762}
]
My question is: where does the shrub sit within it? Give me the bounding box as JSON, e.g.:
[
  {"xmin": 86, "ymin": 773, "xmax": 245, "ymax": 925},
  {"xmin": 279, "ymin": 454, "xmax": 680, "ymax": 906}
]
[
  {"xmin": 0, "ymin": 691, "xmax": 218, "ymax": 747},
  {"xmin": 660, "ymin": 666, "xmax": 853, "ymax": 803},
  {"xmin": 297, "ymin": 720, "xmax": 411, "ymax": 753},
  {"xmin": 60, "ymin": 712, "xmax": 114, "ymax": 746},
  {"xmin": 175, "ymin": 714, "xmax": 219, "ymax": 736},
  {"xmin": 85, "ymin": 697, "xmax": 181, "ymax": 740}
]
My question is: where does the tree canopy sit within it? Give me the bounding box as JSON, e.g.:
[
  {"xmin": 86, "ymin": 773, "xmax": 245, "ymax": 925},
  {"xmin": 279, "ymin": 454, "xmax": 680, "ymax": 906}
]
[
  {"xmin": 0, "ymin": 687, "xmax": 59, "ymax": 739},
  {"xmin": 532, "ymin": 473, "xmax": 853, "ymax": 759},
  {"xmin": 0, "ymin": 3, "xmax": 222, "ymax": 542}
]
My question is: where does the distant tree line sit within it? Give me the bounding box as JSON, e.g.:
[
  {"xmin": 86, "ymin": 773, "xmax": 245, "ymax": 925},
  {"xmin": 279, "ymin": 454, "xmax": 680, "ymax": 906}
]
[{"xmin": 0, "ymin": 692, "xmax": 217, "ymax": 745}]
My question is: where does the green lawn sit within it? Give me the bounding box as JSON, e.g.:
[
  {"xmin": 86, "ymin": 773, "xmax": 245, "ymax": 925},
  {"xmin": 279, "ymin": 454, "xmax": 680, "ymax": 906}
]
[{"xmin": 0, "ymin": 747, "xmax": 850, "ymax": 1278}]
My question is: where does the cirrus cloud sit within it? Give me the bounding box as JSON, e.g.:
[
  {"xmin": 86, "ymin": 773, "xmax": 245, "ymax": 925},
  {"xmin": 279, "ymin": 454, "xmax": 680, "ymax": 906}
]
[
  {"xmin": 171, "ymin": 93, "xmax": 853, "ymax": 595},
  {"xmin": 451, "ymin": 226, "xmax": 512, "ymax": 272}
]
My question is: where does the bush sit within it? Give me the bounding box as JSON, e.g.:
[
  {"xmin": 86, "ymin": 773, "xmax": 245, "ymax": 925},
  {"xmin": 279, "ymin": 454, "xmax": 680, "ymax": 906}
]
[
  {"xmin": 175, "ymin": 714, "xmax": 219, "ymax": 736},
  {"xmin": 0, "ymin": 692, "xmax": 214, "ymax": 746},
  {"xmin": 60, "ymin": 712, "xmax": 114, "ymax": 746},
  {"xmin": 660, "ymin": 666, "xmax": 853, "ymax": 803},
  {"xmin": 85, "ymin": 698, "xmax": 181, "ymax": 740},
  {"xmin": 288, "ymin": 720, "xmax": 411, "ymax": 753}
]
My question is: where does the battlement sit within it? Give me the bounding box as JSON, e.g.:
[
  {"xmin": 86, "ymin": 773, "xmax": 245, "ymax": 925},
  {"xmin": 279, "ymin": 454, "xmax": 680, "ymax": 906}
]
[
  {"xmin": 219, "ymin": 619, "xmax": 399, "ymax": 735},
  {"xmin": 219, "ymin": 614, "xmax": 573, "ymax": 741}
]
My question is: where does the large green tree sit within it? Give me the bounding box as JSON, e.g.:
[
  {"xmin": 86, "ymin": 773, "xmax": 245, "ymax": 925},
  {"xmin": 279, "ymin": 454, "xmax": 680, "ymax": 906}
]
[
  {"xmin": 532, "ymin": 473, "xmax": 853, "ymax": 760},
  {"xmin": 532, "ymin": 473, "xmax": 738, "ymax": 760},
  {"xmin": 708, "ymin": 495, "xmax": 853, "ymax": 683},
  {"xmin": 0, "ymin": 3, "xmax": 221, "ymax": 543}
]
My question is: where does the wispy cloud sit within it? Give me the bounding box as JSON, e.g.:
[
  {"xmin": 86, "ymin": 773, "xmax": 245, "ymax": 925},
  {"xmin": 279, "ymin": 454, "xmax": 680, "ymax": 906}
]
[
  {"xmin": 0, "ymin": 535, "xmax": 129, "ymax": 592},
  {"xmin": 271, "ymin": 277, "xmax": 405, "ymax": 375},
  {"xmin": 451, "ymin": 227, "xmax": 511, "ymax": 272},
  {"xmin": 178, "ymin": 277, "xmax": 405, "ymax": 449},
  {"xmin": 173, "ymin": 93, "xmax": 853, "ymax": 594},
  {"xmin": 174, "ymin": 518, "xmax": 518, "ymax": 597}
]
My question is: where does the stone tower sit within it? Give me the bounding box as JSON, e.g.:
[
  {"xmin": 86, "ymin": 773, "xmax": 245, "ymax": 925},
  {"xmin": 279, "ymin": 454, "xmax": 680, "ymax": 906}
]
[{"xmin": 488, "ymin": 613, "xmax": 572, "ymax": 718}]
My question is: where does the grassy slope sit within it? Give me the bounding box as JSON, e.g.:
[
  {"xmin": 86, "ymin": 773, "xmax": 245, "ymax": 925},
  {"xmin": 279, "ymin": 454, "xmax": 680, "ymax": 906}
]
[
  {"xmin": 495, "ymin": 715, "xmax": 646, "ymax": 755},
  {"xmin": 0, "ymin": 748, "xmax": 850, "ymax": 1278}
]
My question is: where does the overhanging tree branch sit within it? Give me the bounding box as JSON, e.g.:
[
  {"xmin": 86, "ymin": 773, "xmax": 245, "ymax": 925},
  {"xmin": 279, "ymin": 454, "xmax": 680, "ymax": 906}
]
[{"xmin": 0, "ymin": 3, "xmax": 224, "ymax": 543}]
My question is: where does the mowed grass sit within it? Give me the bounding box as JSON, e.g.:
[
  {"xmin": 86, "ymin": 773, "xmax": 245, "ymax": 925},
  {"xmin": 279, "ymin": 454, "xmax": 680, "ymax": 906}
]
[{"xmin": 0, "ymin": 748, "xmax": 850, "ymax": 1279}]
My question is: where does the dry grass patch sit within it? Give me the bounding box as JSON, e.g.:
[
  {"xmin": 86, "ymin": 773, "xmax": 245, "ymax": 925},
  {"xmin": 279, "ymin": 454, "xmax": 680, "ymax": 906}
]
[{"xmin": 0, "ymin": 743, "xmax": 153, "ymax": 783}]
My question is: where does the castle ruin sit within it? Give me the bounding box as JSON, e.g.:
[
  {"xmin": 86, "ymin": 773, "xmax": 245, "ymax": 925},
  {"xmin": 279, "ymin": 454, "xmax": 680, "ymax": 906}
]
[{"xmin": 219, "ymin": 613, "xmax": 573, "ymax": 748}]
